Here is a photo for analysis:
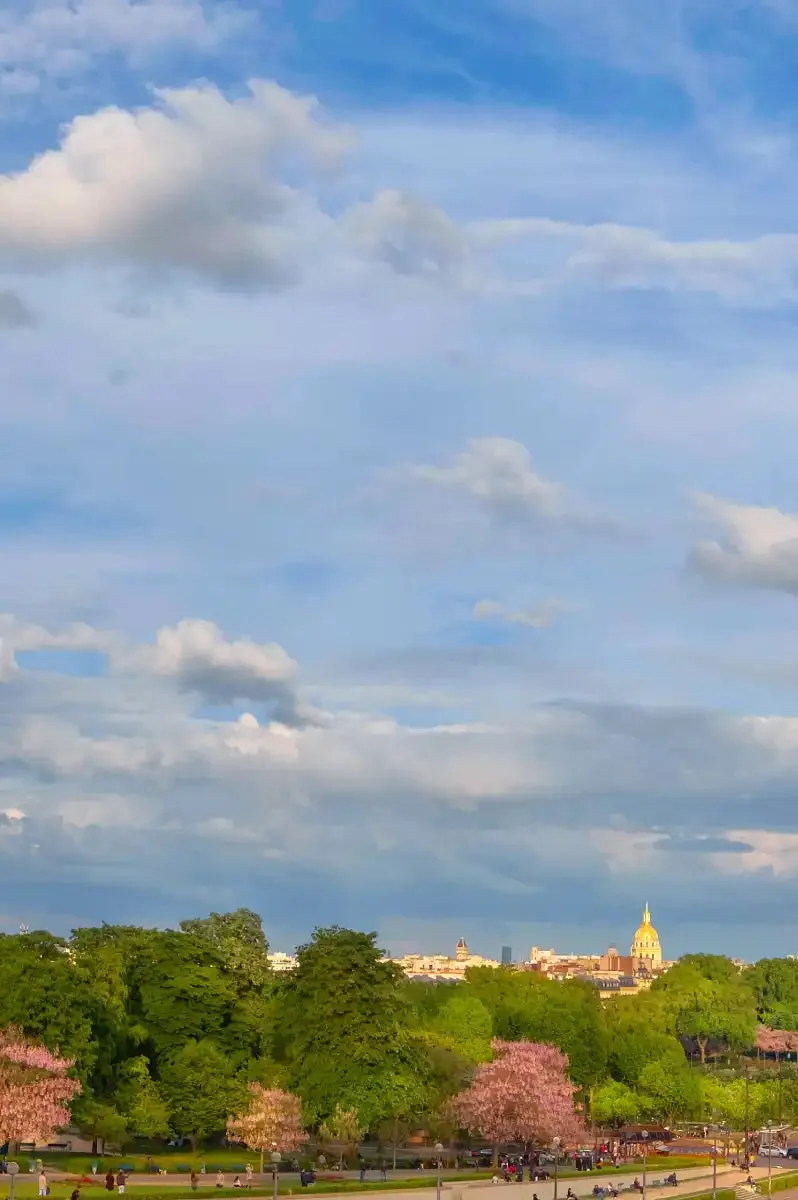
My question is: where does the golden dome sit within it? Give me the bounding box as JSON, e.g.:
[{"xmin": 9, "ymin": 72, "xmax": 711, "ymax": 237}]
[{"xmin": 633, "ymin": 904, "xmax": 660, "ymax": 943}]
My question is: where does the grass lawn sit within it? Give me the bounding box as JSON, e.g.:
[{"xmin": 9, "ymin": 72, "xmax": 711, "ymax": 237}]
[{"xmin": 22, "ymin": 1153, "xmax": 720, "ymax": 1180}]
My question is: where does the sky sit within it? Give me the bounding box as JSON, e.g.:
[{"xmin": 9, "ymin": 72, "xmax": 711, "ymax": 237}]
[{"xmin": 6, "ymin": 0, "xmax": 798, "ymax": 962}]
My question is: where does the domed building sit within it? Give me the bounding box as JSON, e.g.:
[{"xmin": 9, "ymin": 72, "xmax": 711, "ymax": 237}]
[
  {"xmin": 455, "ymin": 936, "xmax": 470, "ymax": 962},
  {"xmin": 630, "ymin": 903, "xmax": 662, "ymax": 967}
]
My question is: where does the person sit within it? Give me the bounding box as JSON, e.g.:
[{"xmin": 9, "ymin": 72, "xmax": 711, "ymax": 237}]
[
  {"xmin": 38, "ymin": 1170, "xmax": 47, "ymax": 1198},
  {"xmin": 633, "ymin": 1179, "xmax": 642, "ymax": 1193},
  {"xmin": 233, "ymin": 1176, "xmax": 242, "ymax": 1188},
  {"xmin": 245, "ymin": 1164, "xmax": 254, "ymax": 1188},
  {"xmin": 359, "ymin": 1160, "xmax": 366, "ymax": 1183},
  {"xmin": 71, "ymin": 1189, "xmax": 80, "ymax": 1200},
  {"xmin": 216, "ymin": 1171, "xmax": 225, "ymax": 1189},
  {"xmin": 567, "ymin": 1189, "xmax": 577, "ymax": 1199},
  {"xmin": 117, "ymin": 1171, "xmax": 126, "ymax": 1195},
  {"xmin": 667, "ymin": 1173, "xmax": 677, "ymax": 1187},
  {"xmin": 190, "ymin": 1173, "xmax": 198, "ymax": 1192},
  {"xmin": 379, "ymin": 1160, "xmax": 387, "ymax": 1182},
  {"xmin": 105, "ymin": 1172, "xmax": 115, "ymax": 1192}
]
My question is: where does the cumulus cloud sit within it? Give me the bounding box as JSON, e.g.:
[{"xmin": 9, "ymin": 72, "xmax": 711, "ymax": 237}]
[
  {"xmin": 0, "ymin": 80, "xmax": 349, "ymax": 287},
  {"xmin": 687, "ymin": 492, "xmax": 798, "ymax": 592},
  {"xmin": 473, "ymin": 598, "xmax": 561, "ymax": 628},
  {"xmin": 405, "ymin": 438, "xmax": 566, "ymax": 521},
  {"xmin": 116, "ymin": 618, "xmax": 315, "ymax": 723},
  {"xmin": 397, "ymin": 437, "xmax": 614, "ymax": 532}
]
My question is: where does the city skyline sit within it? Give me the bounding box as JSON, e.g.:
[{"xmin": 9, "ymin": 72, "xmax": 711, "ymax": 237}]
[{"xmin": 3, "ymin": 2, "xmax": 798, "ymax": 953}]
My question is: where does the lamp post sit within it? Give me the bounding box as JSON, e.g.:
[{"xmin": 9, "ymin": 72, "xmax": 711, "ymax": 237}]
[
  {"xmin": 435, "ymin": 1143, "xmax": 444, "ymax": 1200},
  {"xmin": 712, "ymin": 1129, "xmax": 718, "ymax": 1200},
  {"xmin": 553, "ymin": 1136, "xmax": 561, "ymax": 1200},
  {"xmin": 767, "ymin": 1122, "xmax": 773, "ymax": 1196},
  {"xmin": 641, "ymin": 1131, "xmax": 649, "ymax": 1200},
  {"xmin": 6, "ymin": 1162, "xmax": 19, "ymax": 1200},
  {"xmin": 271, "ymin": 1147, "xmax": 282, "ymax": 1200}
]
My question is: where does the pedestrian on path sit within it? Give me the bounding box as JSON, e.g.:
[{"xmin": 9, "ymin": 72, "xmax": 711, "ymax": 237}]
[
  {"xmin": 216, "ymin": 1171, "xmax": 225, "ymax": 1189},
  {"xmin": 117, "ymin": 1171, "xmax": 126, "ymax": 1195},
  {"xmin": 38, "ymin": 1170, "xmax": 47, "ymax": 1197},
  {"xmin": 191, "ymin": 1173, "xmax": 198, "ymax": 1192},
  {"xmin": 105, "ymin": 1172, "xmax": 115, "ymax": 1192}
]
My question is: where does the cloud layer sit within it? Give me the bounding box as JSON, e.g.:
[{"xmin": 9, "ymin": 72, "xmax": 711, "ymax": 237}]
[{"xmin": 3, "ymin": 0, "xmax": 798, "ymax": 956}]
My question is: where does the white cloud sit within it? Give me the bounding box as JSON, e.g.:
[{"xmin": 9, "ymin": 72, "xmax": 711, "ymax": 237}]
[
  {"xmin": 688, "ymin": 492, "xmax": 798, "ymax": 592},
  {"xmin": 115, "ymin": 618, "xmax": 319, "ymax": 723},
  {"xmin": 0, "ymin": 80, "xmax": 349, "ymax": 287},
  {"xmin": 0, "ymin": 0, "xmax": 251, "ymax": 92},
  {"xmin": 403, "ymin": 437, "xmax": 569, "ymax": 524}
]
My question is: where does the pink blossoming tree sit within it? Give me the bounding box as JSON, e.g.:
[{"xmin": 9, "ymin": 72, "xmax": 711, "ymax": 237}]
[
  {"xmin": 0, "ymin": 1028, "xmax": 80, "ymax": 1146},
  {"xmin": 453, "ymin": 1039, "xmax": 583, "ymax": 1159},
  {"xmin": 227, "ymin": 1084, "xmax": 308, "ymax": 1173}
]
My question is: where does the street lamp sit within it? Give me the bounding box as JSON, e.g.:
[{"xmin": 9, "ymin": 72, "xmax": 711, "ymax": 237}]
[
  {"xmin": 435, "ymin": 1143, "xmax": 444, "ymax": 1200},
  {"xmin": 553, "ymin": 1136, "xmax": 561, "ymax": 1200},
  {"xmin": 271, "ymin": 1146, "xmax": 282, "ymax": 1200},
  {"xmin": 767, "ymin": 1122, "xmax": 773, "ymax": 1197},
  {"xmin": 711, "ymin": 1127, "xmax": 718, "ymax": 1200},
  {"xmin": 641, "ymin": 1131, "xmax": 649, "ymax": 1200},
  {"xmin": 6, "ymin": 1162, "xmax": 19, "ymax": 1200}
]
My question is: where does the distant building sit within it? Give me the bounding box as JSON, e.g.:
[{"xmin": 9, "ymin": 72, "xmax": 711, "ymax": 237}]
[
  {"xmin": 267, "ymin": 951, "xmax": 297, "ymax": 972},
  {"xmin": 391, "ymin": 937, "xmax": 500, "ymax": 981},
  {"xmin": 501, "ymin": 945, "xmax": 513, "ymax": 965}
]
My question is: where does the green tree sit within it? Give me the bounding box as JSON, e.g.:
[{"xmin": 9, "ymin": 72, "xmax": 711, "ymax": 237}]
[
  {"xmin": 116, "ymin": 1056, "xmax": 172, "ymax": 1138},
  {"xmin": 590, "ymin": 1080, "xmax": 641, "ymax": 1128},
  {"xmin": 179, "ymin": 910, "xmax": 272, "ymax": 990},
  {"xmin": 429, "ymin": 993, "xmax": 493, "ymax": 1064},
  {"xmin": 161, "ymin": 1039, "xmax": 245, "ymax": 1148},
  {"xmin": 71, "ymin": 1098, "xmax": 129, "ymax": 1154},
  {"xmin": 462, "ymin": 967, "xmax": 608, "ymax": 1086},
  {"xmin": 638, "ymin": 1058, "xmax": 702, "ymax": 1123},
  {"xmin": 0, "ymin": 932, "xmax": 102, "ymax": 1084},
  {"xmin": 606, "ymin": 1004, "xmax": 686, "ymax": 1085},
  {"xmin": 745, "ymin": 959, "xmax": 798, "ymax": 1029},
  {"xmin": 651, "ymin": 960, "xmax": 756, "ymax": 1062},
  {"xmin": 277, "ymin": 927, "xmax": 424, "ymax": 1127}
]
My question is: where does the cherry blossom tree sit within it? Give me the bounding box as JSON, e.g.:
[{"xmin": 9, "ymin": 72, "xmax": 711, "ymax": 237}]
[
  {"xmin": 227, "ymin": 1084, "xmax": 308, "ymax": 1173},
  {"xmin": 318, "ymin": 1104, "xmax": 363, "ymax": 1169},
  {"xmin": 453, "ymin": 1039, "xmax": 583, "ymax": 1158},
  {"xmin": 0, "ymin": 1028, "xmax": 80, "ymax": 1146}
]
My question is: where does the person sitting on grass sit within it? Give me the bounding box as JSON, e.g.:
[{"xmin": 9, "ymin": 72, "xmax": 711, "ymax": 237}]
[{"xmin": 234, "ymin": 1176, "xmax": 242, "ymax": 1188}]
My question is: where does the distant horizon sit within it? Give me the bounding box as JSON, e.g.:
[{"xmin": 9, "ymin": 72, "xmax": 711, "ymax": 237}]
[{"xmin": 2, "ymin": 907, "xmax": 792, "ymax": 966}]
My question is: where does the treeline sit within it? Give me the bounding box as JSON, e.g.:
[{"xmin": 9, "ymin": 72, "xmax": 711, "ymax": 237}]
[{"xmin": 2, "ymin": 912, "xmax": 798, "ymax": 1148}]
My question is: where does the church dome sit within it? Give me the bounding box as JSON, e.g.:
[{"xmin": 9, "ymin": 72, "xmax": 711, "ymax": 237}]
[
  {"xmin": 631, "ymin": 904, "xmax": 662, "ymax": 963},
  {"xmin": 634, "ymin": 903, "xmax": 659, "ymax": 942}
]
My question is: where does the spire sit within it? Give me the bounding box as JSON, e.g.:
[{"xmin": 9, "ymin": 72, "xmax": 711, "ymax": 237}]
[{"xmin": 643, "ymin": 902, "xmax": 650, "ymax": 925}]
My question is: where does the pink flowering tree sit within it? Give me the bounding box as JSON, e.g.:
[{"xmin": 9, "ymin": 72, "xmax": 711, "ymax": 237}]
[
  {"xmin": 227, "ymin": 1084, "xmax": 308, "ymax": 1173},
  {"xmin": 453, "ymin": 1039, "xmax": 583, "ymax": 1161},
  {"xmin": 0, "ymin": 1028, "xmax": 81, "ymax": 1147}
]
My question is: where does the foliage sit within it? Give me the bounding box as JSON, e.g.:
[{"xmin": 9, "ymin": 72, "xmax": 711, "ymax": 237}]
[
  {"xmin": 590, "ymin": 1080, "xmax": 641, "ymax": 1128},
  {"xmin": 650, "ymin": 958, "xmax": 757, "ymax": 1061},
  {"xmin": 160, "ymin": 1039, "xmax": 245, "ymax": 1147},
  {"xmin": 0, "ymin": 1027, "xmax": 81, "ymax": 1143},
  {"xmin": 277, "ymin": 927, "xmax": 424, "ymax": 1128},
  {"xmin": 461, "ymin": 968, "xmax": 609, "ymax": 1087},
  {"xmin": 745, "ymin": 958, "xmax": 798, "ymax": 1029},
  {"xmin": 453, "ymin": 1038, "xmax": 583, "ymax": 1147}
]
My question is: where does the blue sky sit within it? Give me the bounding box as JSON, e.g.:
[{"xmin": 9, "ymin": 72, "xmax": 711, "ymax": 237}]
[{"xmin": 5, "ymin": 0, "xmax": 798, "ymax": 962}]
